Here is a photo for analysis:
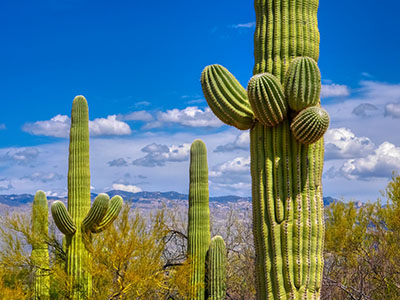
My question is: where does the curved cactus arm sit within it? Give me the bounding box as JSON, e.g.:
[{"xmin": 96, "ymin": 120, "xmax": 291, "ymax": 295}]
[
  {"xmin": 91, "ymin": 195, "xmax": 123, "ymax": 233},
  {"xmin": 51, "ymin": 201, "xmax": 76, "ymax": 235},
  {"xmin": 201, "ymin": 64, "xmax": 255, "ymax": 130},
  {"xmin": 291, "ymin": 106, "xmax": 330, "ymax": 145},
  {"xmin": 82, "ymin": 193, "xmax": 110, "ymax": 232},
  {"xmin": 247, "ymin": 73, "xmax": 288, "ymax": 127}
]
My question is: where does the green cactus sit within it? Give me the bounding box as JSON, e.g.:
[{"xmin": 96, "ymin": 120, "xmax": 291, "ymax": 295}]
[
  {"xmin": 31, "ymin": 190, "xmax": 50, "ymax": 300},
  {"xmin": 200, "ymin": 1, "xmax": 329, "ymax": 299},
  {"xmin": 51, "ymin": 96, "xmax": 123, "ymax": 299},
  {"xmin": 187, "ymin": 139, "xmax": 211, "ymax": 300},
  {"xmin": 206, "ymin": 236, "xmax": 226, "ymax": 300}
]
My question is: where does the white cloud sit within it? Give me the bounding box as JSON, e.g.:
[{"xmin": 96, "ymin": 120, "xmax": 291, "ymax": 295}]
[
  {"xmin": 352, "ymin": 103, "xmax": 378, "ymax": 117},
  {"xmin": 321, "ymin": 83, "xmax": 350, "ymax": 98},
  {"xmin": 337, "ymin": 142, "xmax": 400, "ymax": 180},
  {"xmin": 231, "ymin": 22, "xmax": 256, "ymax": 29},
  {"xmin": 112, "ymin": 183, "xmax": 142, "ymax": 193},
  {"xmin": 23, "ymin": 114, "xmax": 70, "ymax": 138},
  {"xmin": 90, "ymin": 115, "xmax": 131, "ymax": 136},
  {"xmin": 118, "ymin": 111, "xmax": 154, "ymax": 122},
  {"xmin": 23, "ymin": 115, "xmax": 131, "ymax": 137},
  {"xmin": 149, "ymin": 107, "xmax": 223, "ymax": 128},
  {"xmin": 210, "ymin": 156, "xmax": 251, "ymax": 188},
  {"xmin": 132, "ymin": 143, "xmax": 191, "ymax": 167},
  {"xmin": 325, "ymin": 128, "xmax": 375, "ymax": 159},
  {"xmin": 385, "ymin": 103, "xmax": 400, "ymax": 118},
  {"xmin": 214, "ymin": 132, "xmax": 249, "ymax": 152}
]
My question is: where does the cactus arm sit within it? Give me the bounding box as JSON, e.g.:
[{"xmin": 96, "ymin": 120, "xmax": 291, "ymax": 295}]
[
  {"xmin": 82, "ymin": 193, "xmax": 110, "ymax": 232},
  {"xmin": 201, "ymin": 64, "xmax": 255, "ymax": 130},
  {"xmin": 207, "ymin": 236, "xmax": 226, "ymax": 300},
  {"xmin": 91, "ymin": 195, "xmax": 123, "ymax": 233},
  {"xmin": 51, "ymin": 200, "xmax": 77, "ymax": 235},
  {"xmin": 247, "ymin": 73, "xmax": 288, "ymax": 127}
]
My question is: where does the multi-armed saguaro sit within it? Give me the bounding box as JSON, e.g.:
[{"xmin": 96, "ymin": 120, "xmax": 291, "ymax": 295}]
[
  {"xmin": 31, "ymin": 190, "xmax": 50, "ymax": 300},
  {"xmin": 51, "ymin": 96, "xmax": 123, "ymax": 299},
  {"xmin": 201, "ymin": 1, "xmax": 329, "ymax": 299},
  {"xmin": 187, "ymin": 140, "xmax": 227, "ymax": 300}
]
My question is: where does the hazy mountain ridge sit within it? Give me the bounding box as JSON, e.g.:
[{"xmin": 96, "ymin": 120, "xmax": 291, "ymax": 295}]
[{"xmin": 0, "ymin": 190, "xmax": 336, "ymax": 207}]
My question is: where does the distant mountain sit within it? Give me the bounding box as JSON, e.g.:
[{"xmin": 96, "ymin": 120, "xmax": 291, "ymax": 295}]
[{"xmin": 0, "ymin": 190, "xmax": 337, "ymax": 207}]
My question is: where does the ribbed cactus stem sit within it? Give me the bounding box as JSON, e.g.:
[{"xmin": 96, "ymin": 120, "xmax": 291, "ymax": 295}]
[
  {"xmin": 187, "ymin": 139, "xmax": 211, "ymax": 300},
  {"xmin": 31, "ymin": 190, "xmax": 50, "ymax": 300},
  {"xmin": 201, "ymin": 1, "xmax": 327, "ymax": 299},
  {"xmin": 51, "ymin": 96, "xmax": 123, "ymax": 299},
  {"xmin": 207, "ymin": 236, "xmax": 226, "ymax": 300}
]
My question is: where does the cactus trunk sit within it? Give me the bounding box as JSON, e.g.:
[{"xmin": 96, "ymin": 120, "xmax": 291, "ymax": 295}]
[
  {"xmin": 207, "ymin": 236, "xmax": 226, "ymax": 300},
  {"xmin": 251, "ymin": 1, "xmax": 323, "ymax": 299},
  {"xmin": 31, "ymin": 190, "xmax": 50, "ymax": 300},
  {"xmin": 67, "ymin": 96, "xmax": 92, "ymax": 297},
  {"xmin": 201, "ymin": 0, "xmax": 328, "ymax": 299},
  {"xmin": 51, "ymin": 96, "xmax": 123, "ymax": 299},
  {"xmin": 187, "ymin": 140, "xmax": 211, "ymax": 300}
]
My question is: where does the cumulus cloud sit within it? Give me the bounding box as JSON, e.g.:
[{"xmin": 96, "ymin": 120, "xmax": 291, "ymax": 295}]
[
  {"xmin": 23, "ymin": 115, "xmax": 131, "ymax": 137},
  {"xmin": 352, "ymin": 103, "xmax": 378, "ymax": 117},
  {"xmin": 111, "ymin": 183, "xmax": 142, "ymax": 193},
  {"xmin": 231, "ymin": 22, "xmax": 256, "ymax": 29},
  {"xmin": 325, "ymin": 128, "xmax": 375, "ymax": 159},
  {"xmin": 335, "ymin": 142, "xmax": 400, "ymax": 180},
  {"xmin": 385, "ymin": 103, "xmax": 400, "ymax": 118},
  {"xmin": 321, "ymin": 83, "xmax": 350, "ymax": 98},
  {"xmin": 23, "ymin": 114, "xmax": 70, "ymax": 138},
  {"xmin": 0, "ymin": 148, "xmax": 40, "ymax": 165},
  {"xmin": 145, "ymin": 107, "xmax": 223, "ymax": 129},
  {"xmin": 210, "ymin": 156, "xmax": 251, "ymax": 189},
  {"xmin": 214, "ymin": 132, "xmax": 249, "ymax": 152},
  {"xmin": 118, "ymin": 111, "xmax": 154, "ymax": 122},
  {"xmin": 107, "ymin": 158, "xmax": 128, "ymax": 167},
  {"xmin": 132, "ymin": 143, "xmax": 191, "ymax": 167},
  {"xmin": 89, "ymin": 115, "xmax": 131, "ymax": 136},
  {"xmin": 21, "ymin": 172, "xmax": 63, "ymax": 183}
]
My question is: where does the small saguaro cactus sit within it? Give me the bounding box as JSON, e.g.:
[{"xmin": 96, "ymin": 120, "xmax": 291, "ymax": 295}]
[
  {"xmin": 51, "ymin": 96, "xmax": 123, "ymax": 299},
  {"xmin": 206, "ymin": 236, "xmax": 226, "ymax": 300},
  {"xmin": 31, "ymin": 190, "xmax": 50, "ymax": 300},
  {"xmin": 200, "ymin": 1, "xmax": 329, "ymax": 299},
  {"xmin": 187, "ymin": 139, "xmax": 211, "ymax": 300}
]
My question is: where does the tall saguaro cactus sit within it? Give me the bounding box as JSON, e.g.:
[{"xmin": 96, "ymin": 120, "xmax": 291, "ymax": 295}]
[
  {"xmin": 51, "ymin": 96, "xmax": 123, "ymax": 299},
  {"xmin": 31, "ymin": 190, "xmax": 50, "ymax": 300},
  {"xmin": 201, "ymin": 1, "xmax": 329, "ymax": 299},
  {"xmin": 187, "ymin": 139, "xmax": 211, "ymax": 300}
]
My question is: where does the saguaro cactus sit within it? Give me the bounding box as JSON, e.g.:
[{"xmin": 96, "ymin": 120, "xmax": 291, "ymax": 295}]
[
  {"xmin": 31, "ymin": 190, "xmax": 50, "ymax": 300},
  {"xmin": 51, "ymin": 96, "xmax": 123, "ymax": 299},
  {"xmin": 201, "ymin": 1, "xmax": 329, "ymax": 299},
  {"xmin": 187, "ymin": 139, "xmax": 211, "ymax": 300},
  {"xmin": 206, "ymin": 236, "xmax": 226, "ymax": 300}
]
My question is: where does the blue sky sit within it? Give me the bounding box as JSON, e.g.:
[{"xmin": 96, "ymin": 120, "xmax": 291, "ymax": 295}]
[{"xmin": 1, "ymin": 0, "xmax": 400, "ymax": 202}]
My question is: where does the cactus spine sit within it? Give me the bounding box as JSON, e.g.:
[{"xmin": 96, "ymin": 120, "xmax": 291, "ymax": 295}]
[
  {"xmin": 201, "ymin": 1, "xmax": 329, "ymax": 299},
  {"xmin": 188, "ymin": 139, "xmax": 211, "ymax": 300},
  {"xmin": 206, "ymin": 236, "xmax": 226, "ymax": 300},
  {"xmin": 51, "ymin": 96, "xmax": 123, "ymax": 299},
  {"xmin": 31, "ymin": 190, "xmax": 50, "ymax": 300}
]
